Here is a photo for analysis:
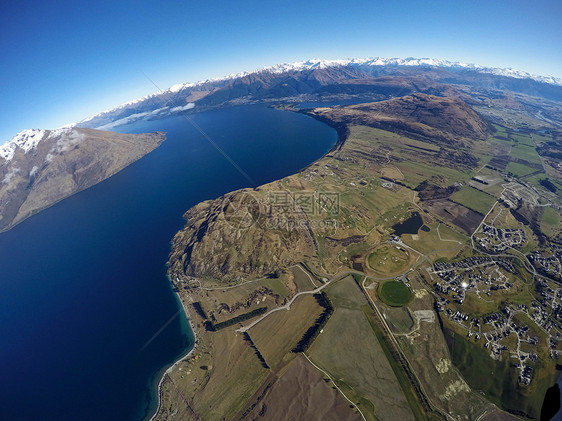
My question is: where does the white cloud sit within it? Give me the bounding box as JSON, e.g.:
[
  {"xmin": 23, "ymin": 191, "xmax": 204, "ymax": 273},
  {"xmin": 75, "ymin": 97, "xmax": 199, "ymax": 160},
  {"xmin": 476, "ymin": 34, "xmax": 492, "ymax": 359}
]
[
  {"xmin": 170, "ymin": 103, "xmax": 195, "ymax": 112},
  {"xmin": 2, "ymin": 167, "xmax": 20, "ymax": 184}
]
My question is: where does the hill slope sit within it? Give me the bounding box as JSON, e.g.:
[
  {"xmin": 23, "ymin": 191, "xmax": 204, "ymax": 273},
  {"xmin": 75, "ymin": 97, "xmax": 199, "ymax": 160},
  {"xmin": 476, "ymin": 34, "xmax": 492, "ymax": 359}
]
[
  {"xmin": 308, "ymin": 93, "xmax": 492, "ymax": 145},
  {"xmin": 0, "ymin": 127, "xmax": 165, "ymax": 232}
]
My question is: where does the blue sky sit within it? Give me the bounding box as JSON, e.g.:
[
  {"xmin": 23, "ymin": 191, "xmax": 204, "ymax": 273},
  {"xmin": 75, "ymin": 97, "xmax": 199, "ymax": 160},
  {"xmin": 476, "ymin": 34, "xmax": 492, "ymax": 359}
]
[{"xmin": 1, "ymin": 0, "xmax": 561, "ymax": 143}]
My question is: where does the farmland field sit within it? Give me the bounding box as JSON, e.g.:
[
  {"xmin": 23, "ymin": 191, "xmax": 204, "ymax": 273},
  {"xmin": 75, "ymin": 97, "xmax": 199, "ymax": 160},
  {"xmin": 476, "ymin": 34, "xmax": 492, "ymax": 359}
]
[
  {"xmin": 506, "ymin": 161, "xmax": 538, "ymax": 177},
  {"xmin": 251, "ymin": 294, "xmax": 324, "ymax": 369},
  {"xmin": 309, "ymin": 276, "xmax": 415, "ymax": 420},
  {"xmin": 378, "ymin": 280, "xmax": 411, "ymax": 307},
  {"xmin": 450, "ymin": 186, "xmax": 497, "ymax": 215}
]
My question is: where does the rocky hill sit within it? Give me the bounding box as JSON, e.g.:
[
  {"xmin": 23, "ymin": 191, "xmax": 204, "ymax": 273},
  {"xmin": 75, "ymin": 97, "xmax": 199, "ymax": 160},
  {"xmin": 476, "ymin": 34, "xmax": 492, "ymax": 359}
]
[
  {"xmin": 0, "ymin": 127, "xmax": 164, "ymax": 232},
  {"xmin": 307, "ymin": 93, "xmax": 492, "ymax": 146},
  {"xmin": 168, "ymin": 94, "xmax": 491, "ymax": 284}
]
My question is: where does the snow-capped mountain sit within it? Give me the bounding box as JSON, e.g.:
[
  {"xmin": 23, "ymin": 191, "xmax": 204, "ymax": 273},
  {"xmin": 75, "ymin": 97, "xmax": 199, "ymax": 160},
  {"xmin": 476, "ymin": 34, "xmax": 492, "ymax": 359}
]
[
  {"xmin": 0, "ymin": 129, "xmax": 47, "ymax": 161},
  {"xmin": 262, "ymin": 57, "xmax": 562, "ymax": 86},
  {"xmin": 73, "ymin": 57, "xmax": 561, "ymax": 130},
  {"xmin": 3, "ymin": 57, "xmax": 562, "ymax": 156},
  {"xmin": 0, "ymin": 126, "xmax": 164, "ymax": 232},
  {"xmin": 0, "ymin": 126, "xmax": 78, "ymax": 161}
]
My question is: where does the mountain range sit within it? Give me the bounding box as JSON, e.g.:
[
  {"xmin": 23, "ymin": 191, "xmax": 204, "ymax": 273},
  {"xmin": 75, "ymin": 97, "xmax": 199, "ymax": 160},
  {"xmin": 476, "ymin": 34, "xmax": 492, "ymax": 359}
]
[
  {"xmin": 2, "ymin": 56, "xmax": 561, "ymax": 233},
  {"xmin": 3, "ymin": 57, "xmax": 561, "ymax": 152},
  {"xmin": 73, "ymin": 57, "xmax": 562, "ymax": 130}
]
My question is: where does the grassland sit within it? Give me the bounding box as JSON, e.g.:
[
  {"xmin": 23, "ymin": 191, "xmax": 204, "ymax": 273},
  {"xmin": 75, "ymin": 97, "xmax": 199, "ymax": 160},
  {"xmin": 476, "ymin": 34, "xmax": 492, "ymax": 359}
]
[
  {"xmin": 366, "ymin": 244, "xmax": 414, "ymax": 277},
  {"xmin": 382, "ymin": 307, "xmax": 415, "ymax": 333},
  {"xmin": 450, "ymin": 186, "xmax": 497, "ymax": 215},
  {"xmin": 156, "ymin": 316, "xmax": 270, "ymax": 421},
  {"xmin": 250, "ymin": 294, "xmax": 324, "ymax": 369},
  {"xmin": 509, "ymin": 143, "xmax": 542, "ymax": 165},
  {"xmin": 400, "ymin": 222, "xmax": 467, "ymax": 259},
  {"xmin": 396, "ymin": 160, "xmax": 470, "ymax": 188},
  {"xmin": 506, "ymin": 161, "xmax": 538, "ymax": 178},
  {"xmin": 378, "ymin": 281, "xmax": 411, "ymax": 307},
  {"xmin": 309, "ymin": 276, "xmax": 416, "ymax": 420},
  {"xmin": 541, "ymin": 206, "xmax": 561, "ymax": 236},
  {"xmin": 289, "ymin": 265, "xmax": 318, "ymax": 291}
]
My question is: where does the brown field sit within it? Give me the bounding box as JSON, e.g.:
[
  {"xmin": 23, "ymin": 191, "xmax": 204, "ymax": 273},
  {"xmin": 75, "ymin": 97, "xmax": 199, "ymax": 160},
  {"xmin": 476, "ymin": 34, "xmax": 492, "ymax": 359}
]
[
  {"xmin": 424, "ymin": 199, "xmax": 484, "ymax": 234},
  {"xmin": 381, "ymin": 165, "xmax": 404, "ymax": 180},
  {"xmin": 251, "ymin": 294, "xmax": 324, "ymax": 369},
  {"xmin": 159, "ymin": 326, "xmax": 270, "ymax": 421},
  {"xmin": 290, "ymin": 265, "xmax": 318, "ymax": 291},
  {"xmin": 241, "ymin": 354, "xmax": 360, "ymax": 421}
]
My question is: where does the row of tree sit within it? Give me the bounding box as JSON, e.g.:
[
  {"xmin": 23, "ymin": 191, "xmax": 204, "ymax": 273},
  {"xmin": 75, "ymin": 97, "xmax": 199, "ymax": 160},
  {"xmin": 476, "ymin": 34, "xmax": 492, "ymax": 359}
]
[
  {"xmin": 292, "ymin": 293, "xmax": 334, "ymax": 353},
  {"xmin": 205, "ymin": 307, "xmax": 268, "ymax": 331}
]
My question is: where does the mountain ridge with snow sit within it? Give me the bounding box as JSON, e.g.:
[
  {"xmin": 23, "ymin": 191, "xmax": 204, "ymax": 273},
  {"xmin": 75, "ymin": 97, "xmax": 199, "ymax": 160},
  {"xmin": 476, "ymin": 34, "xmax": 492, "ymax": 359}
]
[
  {"xmin": 78, "ymin": 57, "xmax": 562, "ymax": 126},
  {"xmin": 3, "ymin": 57, "xmax": 561, "ymax": 152}
]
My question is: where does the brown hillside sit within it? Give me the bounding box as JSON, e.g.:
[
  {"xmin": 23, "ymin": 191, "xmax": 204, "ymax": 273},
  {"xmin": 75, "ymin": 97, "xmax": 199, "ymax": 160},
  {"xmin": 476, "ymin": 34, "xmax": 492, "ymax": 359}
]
[{"xmin": 309, "ymin": 93, "xmax": 491, "ymax": 145}]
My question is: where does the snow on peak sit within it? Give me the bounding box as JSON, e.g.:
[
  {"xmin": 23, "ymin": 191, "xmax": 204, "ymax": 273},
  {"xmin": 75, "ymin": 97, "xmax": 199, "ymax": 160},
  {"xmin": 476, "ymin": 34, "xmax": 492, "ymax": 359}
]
[
  {"xmin": 259, "ymin": 57, "xmax": 562, "ymax": 86},
  {"xmin": 0, "ymin": 129, "xmax": 46, "ymax": 161},
  {"xmin": 0, "ymin": 125, "xmax": 77, "ymax": 161},
  {"xmin": 73, "ymin": 56, "xmax": 562, "ymax": 129}
]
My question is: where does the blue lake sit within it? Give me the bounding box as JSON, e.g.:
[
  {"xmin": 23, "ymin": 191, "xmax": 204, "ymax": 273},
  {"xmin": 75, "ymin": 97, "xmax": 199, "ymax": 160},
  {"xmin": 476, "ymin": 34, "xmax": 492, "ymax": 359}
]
[{"xmin": 0, "ymin": 106, "xmax": 337, "ymax": 420}]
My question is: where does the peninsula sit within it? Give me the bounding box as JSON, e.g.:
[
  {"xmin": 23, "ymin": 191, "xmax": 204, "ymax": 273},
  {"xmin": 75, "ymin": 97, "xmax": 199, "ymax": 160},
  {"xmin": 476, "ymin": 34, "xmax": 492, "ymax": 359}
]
[{"xmin": 0, "ymin": 127, "xmax": 165, "ymax": 232}]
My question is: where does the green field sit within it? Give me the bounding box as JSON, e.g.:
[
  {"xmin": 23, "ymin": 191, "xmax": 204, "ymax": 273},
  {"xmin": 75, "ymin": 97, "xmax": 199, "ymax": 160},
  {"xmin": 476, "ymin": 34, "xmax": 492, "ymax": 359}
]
[
  {"xmin": 542, "ymin": 206, "xmax": 561, "ymax": 226},
  {"xmin": 511, "ymin": 133, "xmax": 536, "ymax": 147},
  {"xmin": 506, "ymin": 161, "xmax": 538, "ymax": 178},
  {"xmin": 378, "ymin": 281, "xmax": 411, "ymax": 306},
  {"xmin": 308, "ymin": 276, "xmax": 418, "ymax": 420},
  {"xmin": 450, "ymin": 186, "xmax": 497, "ymax": 215},
  {"xmin": 400, "ymin": 222, "xmax": 467, "ymax": 258},
  {"xmin": 509, "ymin": 143, "xmax": 542, "ymax": 164},
  {"xmin": 445, "ymin": 329, "xmax": 553, "ymax": 418},
  {"xmin": 396, "ymin": 160, "xmax": 470, "ymax": 188},
  {"xmin": 540, "ymin": 207, "xmax": 561, "ymax": 237}
]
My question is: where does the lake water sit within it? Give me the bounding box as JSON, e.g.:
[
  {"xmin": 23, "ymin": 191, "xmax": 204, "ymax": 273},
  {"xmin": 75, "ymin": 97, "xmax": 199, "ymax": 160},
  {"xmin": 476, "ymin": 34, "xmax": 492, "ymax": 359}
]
[
  {"xmin": 0, "ymin": 106, "xmax": 337, "ymax": 420},
  {"xmin": 392, "ymin": 211, "xmax": 424, "ymax": 236}
]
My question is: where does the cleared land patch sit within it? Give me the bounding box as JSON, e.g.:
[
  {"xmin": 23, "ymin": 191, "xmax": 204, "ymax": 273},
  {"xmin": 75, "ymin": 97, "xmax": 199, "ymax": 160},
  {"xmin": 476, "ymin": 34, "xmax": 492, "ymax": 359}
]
[
  {"xmin": 424, "ymin": 199, "xmax": 483, "ymax": 234},
  {"xmin": 242, "ymin": 355, "xmax": 361, "ymax": 421},
  {"xmin": 450, "ymin": 186, "xmax": 497, "ymax": 215},
  {"xmin": 250, "ymin": 294, "xmax": 324, "ymax": 369},
  {"xmin": 378, "ymin": 281, "xmax": 411, "ymax": 307}
]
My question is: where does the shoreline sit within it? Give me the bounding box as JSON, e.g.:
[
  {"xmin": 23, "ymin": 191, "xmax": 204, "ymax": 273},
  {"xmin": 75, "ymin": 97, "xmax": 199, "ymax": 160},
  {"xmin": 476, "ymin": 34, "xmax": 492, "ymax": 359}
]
[
  {"xmin": 147, "ymin": 276, "xmax": 199, "ymax": 421},
  {"xmin": 147, "ymin": 106, "xmax": 345, "ymax": 420}
]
